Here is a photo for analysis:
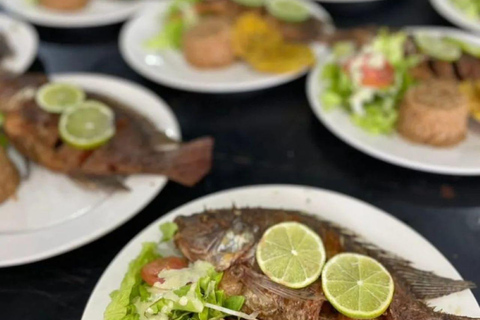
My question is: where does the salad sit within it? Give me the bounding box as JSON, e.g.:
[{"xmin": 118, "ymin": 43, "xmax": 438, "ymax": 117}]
[
  {"xmin": 450, "ymin": 0, "xmax": 480, "ymax": 21},
  {"xmin": 321, "ymin": 30, "xmax": 420, "ymax": 134},
  {"xmin": 104, "ymin": 218, "xmax": 396, "ymax": 320},
  {"xmin": 104, "ymin": 223, "xmax": 249, "ymax": 320}
]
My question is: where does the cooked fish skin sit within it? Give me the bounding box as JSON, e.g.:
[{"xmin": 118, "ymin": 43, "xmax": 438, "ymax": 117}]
[
  {"xmin": 1, "ymin": 75, "xmax": 214, "ymax": 187},
  {"xmin": 174, "ymin": 208, "xmax": 478, "ymax": 320},
  {"xmin": 0, "ymin": 146, "xmax": 20, "ymax": 204}
]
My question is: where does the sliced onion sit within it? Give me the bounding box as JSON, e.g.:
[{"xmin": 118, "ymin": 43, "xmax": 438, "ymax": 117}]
[{"xmin": 204, "ymin": 303, "xmax": 258, "ymax": 320}]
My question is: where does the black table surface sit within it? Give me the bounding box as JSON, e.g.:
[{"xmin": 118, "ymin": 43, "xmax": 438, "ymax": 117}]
[{"xmin": 2, "ymin": 0, "xmax": 480, "ymax": 319}]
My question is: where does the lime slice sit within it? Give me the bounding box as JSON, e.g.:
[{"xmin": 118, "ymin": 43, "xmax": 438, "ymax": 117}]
[
  {"xmin": 266, "ymin": 0, "xmax": 311, "ymax": 23},
  {"xmin": 415, "ymin": 34, "xmax": 462, "ymax": 62},
  {"xmin": 36, "ymin": 83, "xmax": 86, "ymax": 114},
  {"xmin": 447, "ymin": 37, "xmax": 480, "ymax": 58},
  {"xmin": 232, "ymin": 0, "xmax": 264, "ymax": 7},
  {"xmin": 59, "ymin": 100, "xmax": 116, "ymax": 150},
  {"xmin": 256, "ymin": 222, "xmax": 326, "ymax": 289},
  {"xmin": 322, "ymin": 253, "xmax": 394, "ymax": 319}
]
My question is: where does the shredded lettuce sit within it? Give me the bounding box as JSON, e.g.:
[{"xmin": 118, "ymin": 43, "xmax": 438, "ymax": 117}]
[
  {"xmin": 160, "ymin": 222, "xmax": 179, "ymax": 242},
  {"xmin": 320, "ymin": 30, "xmax": 421, "ymax": 134},
  {"xmin": 147, "ymin": 268, "xmax": 245, "ymax": 320},
  {"xmin": 104, "ymin": 243, "xmax": 160, "ymax": 320},
  {"xmin": 145, "ymin": 0, "xmax": 200, "ymax": 51}
]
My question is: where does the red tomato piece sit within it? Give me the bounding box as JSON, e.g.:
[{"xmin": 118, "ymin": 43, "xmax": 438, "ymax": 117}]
[
  {"xmin": 361, "ymin": 62, "xmax": 395, "ymax": 88},
  {"xmin": 141, "ymin": 257, "xmax": 189, "ymax": 286},
  {"xmin": 344, "ymin": 54, "xmax": 395, "ymax": 89}
]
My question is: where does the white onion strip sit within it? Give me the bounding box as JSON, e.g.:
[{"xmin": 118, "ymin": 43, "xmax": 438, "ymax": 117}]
[{"xmin": 204, "ymin": 303, "xmax": 258, "ymax": 320}]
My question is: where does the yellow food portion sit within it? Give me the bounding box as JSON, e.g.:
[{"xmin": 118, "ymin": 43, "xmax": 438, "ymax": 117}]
[
  {"xmin": 459, "ymin": 81, "xmax": 480, "ymax": 122},
  {"xmin": 232, "ymin": 13, "xmax": 315, "ymax": 74}
]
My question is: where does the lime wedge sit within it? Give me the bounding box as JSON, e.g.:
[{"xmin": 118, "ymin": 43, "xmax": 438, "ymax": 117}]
[
  {"xmin": 415, "ymin": 34, "xmax": 462, "ymax": 62},
  {"xmin": 232, "ymin": 0, "xmax": 264, "ymax": 7},
  {"xmin": 59, "ymin": 100, "xmax": 116, "ymax": 150},
  {"xmin": 322, "ymin": 253, "xmax": 394, "ymax": 319},
  {"xmin": 266, "ymin": 0, "xmax": 311, "ymax": 23},
  {"xmin": 256, "ymin": 222, "xmax": 326, "ymax": 289},
  {"xmin": 36, "ymin": 83, "xmax": 86, "ymax": 114}
]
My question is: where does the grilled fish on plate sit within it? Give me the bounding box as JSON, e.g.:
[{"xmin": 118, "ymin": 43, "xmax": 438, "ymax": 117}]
[
  {"xmin": 82, "ymin": 186, "xmax": 480, "ymax": 320},
  {"xmin": 0, "ymin": 73, "xmax": 214, "ymax": 205}
]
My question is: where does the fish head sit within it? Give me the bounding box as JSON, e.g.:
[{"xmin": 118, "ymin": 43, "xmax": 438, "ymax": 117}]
[{"xmin": 174, "ymin": 209, "xmax": 259, "ymax": 271}]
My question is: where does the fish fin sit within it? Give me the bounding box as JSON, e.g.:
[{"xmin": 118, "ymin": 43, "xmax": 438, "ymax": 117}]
[
  {"xmin": 159, "ymin": 137, "xmax": 214, "ymax": 187},
  {"xmin": 69, "ymin": 174, "xmax": 130, "ymax": 192},
  {"xmin": 241, "ymin": 266, "xmax": 324, "ymax": 301},
  {"xmin": 322, "ymin": 220, "xmax": 475, "ymax": 300}
]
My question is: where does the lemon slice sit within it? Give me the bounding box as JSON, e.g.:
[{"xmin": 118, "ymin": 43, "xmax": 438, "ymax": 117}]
[
  {"xmin": 256, "ymin": 222, "xmax": 326, "ymax": 289},
  {"xmin": 266, "ymin": 0, "xmax": 311, "ymax": 23},
  {"xmin": 59, "ymin": 100, "xmax": 116, "ymax": 150},
  {"xmin": 322, "ymin": 253, "xmax": 394, "ymax": 319},
  {"xmin": 36, "ymin": 83, "xmax": 86, "ymax": 113},
  {"xmin": 415, "ymin": 34, "xmax": 462, "ymax": 62}
]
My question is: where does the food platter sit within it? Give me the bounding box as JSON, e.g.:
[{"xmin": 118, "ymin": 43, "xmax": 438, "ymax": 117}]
[
  {"xmin": 0, "ymin": 73, "xmax": 181, "ymax": 267},
  {"xmin": 81, "ymin": 185, "xmax": 480, "ymax": 320},
  {"xmin": 120, "ymin": 1, "xmax": 333, "ymax": 93},
  {"xmin": 307, "ymin": 26, "xmax": 480, "ymax": 175}
]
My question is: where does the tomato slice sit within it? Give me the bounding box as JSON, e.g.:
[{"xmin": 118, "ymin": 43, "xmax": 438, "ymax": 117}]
[
  {"xmin": 141, "ymin": 257, "xmax": 189, "ymax": 286},
  {"xmin": 361, "ymin": 63, "xmax": 395, "ymax": 88},
  {"xmin": 344, "ymin": 54, "xmax": 395, "ymax": 89}
]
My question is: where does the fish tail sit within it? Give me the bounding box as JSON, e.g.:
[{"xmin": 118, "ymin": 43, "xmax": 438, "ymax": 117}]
[{"xmin": 159, "ymin": 137, "xmax": 214, "ymax": 186}]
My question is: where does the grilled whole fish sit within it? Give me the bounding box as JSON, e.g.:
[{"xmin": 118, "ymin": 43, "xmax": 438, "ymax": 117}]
[
  {"xmin": 0, "ymin": 74, "xmax": 214, "ymax": 187},
  {"xmin": 174, "ymin": 208, "xmax": 478, "ymax": 320}
]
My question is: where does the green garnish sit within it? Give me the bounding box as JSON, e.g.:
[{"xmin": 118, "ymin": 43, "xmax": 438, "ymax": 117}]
[
  {"xmin": 160, "ymin": 222, "xmax": 179, "ymax": 242},
  {"xmin": 104, "ymin": 243, "xmax": 160, "ymax": 320},
  {"xmin": 450, "ymin": 0, "xmax": 480, "ymax": 20},
  {"xmin": 320, "ymin": 29, "xmax": 420, "ymax": 134}
]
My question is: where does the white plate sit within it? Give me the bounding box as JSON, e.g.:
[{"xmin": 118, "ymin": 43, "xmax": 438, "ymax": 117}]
[
  {"xmin": 0, "ymin": 73, "xmax": 181, "ymax": 267},
  {"xmin": 431, "ymin": 0, "xmax": 480, "ymax": 34},
  {"xmin": 0, "ymin": 13, "xmax": 38, "ymax": 74},
  {"xmin": 318, "ymin": 0, "xmax": 384, "ymax": 3},
  {"xmin": 81, "ymin": 185, "xmax": 480, "ymax": 320},
  {"xmin": 1, "ymin": 0, "xmax": 144, "ymax": 28},
  {"xmin": 120, "ymin": 1, "xmax": 333, "ymax": 93},
  {"xmin": 307, "ymin": 27, "xmax": 480, "ymax": 176}
]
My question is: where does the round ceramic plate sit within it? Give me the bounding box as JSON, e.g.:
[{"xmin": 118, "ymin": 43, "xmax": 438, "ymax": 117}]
[
  {"xmin": 81, "ymin": 185, "xmax": 480, "ymax": 320},
  {"xmin": 0, "ymin": 13, "xmax": 38, "ymax": 73},
  {"xmin": 120, "ymin": 1, "xmax": 333, "ymax": 93},
  {"xmin": 0, "ymin": 73, "xmax": 180, "ymax": 267},
  {"xmin": 431, "ymin": 0, "xmax": 480, "ymax": 34},
  {"xmin": 1, "ymin": 0, "xmax": 144, "ymax": 28},
  {"xmin": 318, "ymin": 0, "xmax": 384, "ymax": 2},
  {"xmin": 307, "ymin": 27, "xmax": 480, "ymax": 176}
]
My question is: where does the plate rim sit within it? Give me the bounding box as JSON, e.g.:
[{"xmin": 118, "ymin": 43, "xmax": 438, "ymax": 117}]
[
  {"xmin": 307, "ymin": 26, "xmax": 480, "ymax": 176},
  {"xmin": 1, "ymin": 0, "xmax": 143, "ymax": 28},
  {"xmin": 80, "ymin": 184, "xmax": 480, "ymax": 320},
  {"xmin": 0, "ymin": 72, "xmax": 181, "ymax": 267},
  {"xmin": 0, "ymin": 12, "xmax": 38, "ymax": 74},
  {"xmin": 119, "ymin": 0, "xmax": 333, "ymax": 93}
]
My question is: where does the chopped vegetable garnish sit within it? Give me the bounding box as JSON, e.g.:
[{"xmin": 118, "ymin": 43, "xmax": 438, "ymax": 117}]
[
  {"xmin": 104, "ymin": 243, "xmax": 159, "ymax": 320},
  {"xmin": 321, "ymin": 29, "xmax": 420, "ymax": 134},
  {"xmin": 160, "ymin": 222, "xmax": 179, "ymax": 242}
]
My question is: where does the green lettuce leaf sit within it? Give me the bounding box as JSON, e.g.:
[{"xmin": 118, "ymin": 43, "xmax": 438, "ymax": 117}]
[
  {"xmin": 104, "ymin": 243, "xmax": 159, "ymax": 320},
  {"xmin": 160, "ymin": 222, "xmax": 179, "ymax": 242}
]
